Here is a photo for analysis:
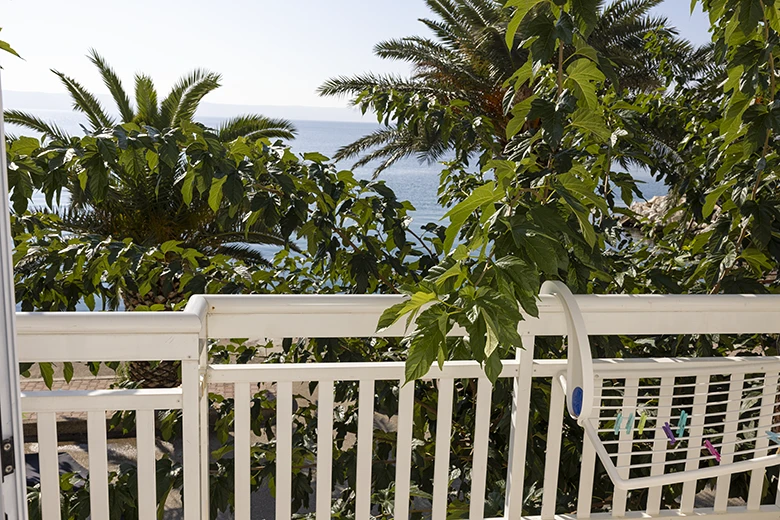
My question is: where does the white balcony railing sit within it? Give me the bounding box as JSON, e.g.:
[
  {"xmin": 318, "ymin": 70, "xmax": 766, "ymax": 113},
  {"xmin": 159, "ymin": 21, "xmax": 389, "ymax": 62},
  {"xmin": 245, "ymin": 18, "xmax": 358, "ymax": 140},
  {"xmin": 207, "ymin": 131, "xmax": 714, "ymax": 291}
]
[{"xmin": 15, "ymin": 293, "xmax": 780, "ymax": 520}]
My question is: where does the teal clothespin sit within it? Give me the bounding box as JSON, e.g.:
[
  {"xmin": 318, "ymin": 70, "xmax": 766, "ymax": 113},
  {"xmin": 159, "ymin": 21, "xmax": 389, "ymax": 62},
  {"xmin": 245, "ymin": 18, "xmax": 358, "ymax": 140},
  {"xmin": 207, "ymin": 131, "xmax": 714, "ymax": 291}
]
[
  {"xmin": 767, "ymin": 431, "xmax": 780, "ymax": 445},
  {"xmin": 625, "ymin": 413, "xmax": 635, "ymax": 434},
  {"xmin": 677, "ymin": 411, "xmax": 688, "ymax": 439},
  {"xmin": 614, "ymin": 413, "xmax": 623, "ymax": 435}
]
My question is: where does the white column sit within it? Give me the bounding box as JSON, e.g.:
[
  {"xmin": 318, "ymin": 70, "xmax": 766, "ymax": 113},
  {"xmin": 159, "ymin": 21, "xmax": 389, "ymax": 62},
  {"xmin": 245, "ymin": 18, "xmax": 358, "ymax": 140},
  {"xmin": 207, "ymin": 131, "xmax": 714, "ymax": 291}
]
[{"xmin": 0, "ymin": 70, "xmax": 30, "ymax": 519}]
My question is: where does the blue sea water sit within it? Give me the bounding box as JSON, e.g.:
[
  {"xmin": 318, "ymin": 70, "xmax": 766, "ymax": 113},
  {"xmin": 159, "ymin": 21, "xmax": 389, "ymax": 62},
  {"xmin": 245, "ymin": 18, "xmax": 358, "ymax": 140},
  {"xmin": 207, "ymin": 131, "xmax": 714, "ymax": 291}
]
[{"xmin": 10, "ymin": 112, "xmax": 666, "ymax": 227}]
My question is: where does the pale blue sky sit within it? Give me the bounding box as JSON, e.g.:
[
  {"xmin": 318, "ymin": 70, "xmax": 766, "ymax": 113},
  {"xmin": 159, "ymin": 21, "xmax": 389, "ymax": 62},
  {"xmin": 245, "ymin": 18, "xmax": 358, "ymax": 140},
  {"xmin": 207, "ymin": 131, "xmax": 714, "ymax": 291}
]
[{"xmin": 1, "ymin": 0, "xmax": 711, "ymax": 111}]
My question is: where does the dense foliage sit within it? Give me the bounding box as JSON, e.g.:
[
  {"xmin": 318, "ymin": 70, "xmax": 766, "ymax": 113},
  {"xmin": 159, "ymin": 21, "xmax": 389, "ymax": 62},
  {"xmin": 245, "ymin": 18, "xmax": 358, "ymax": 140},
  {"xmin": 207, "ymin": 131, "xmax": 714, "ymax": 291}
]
[
  {"xmin": 319, "ymin": 0, "xmax": 706, "ymax": 175},
  {"xmin": 9, "ymin": 0, "xmax": 780, "ymax": 518}
]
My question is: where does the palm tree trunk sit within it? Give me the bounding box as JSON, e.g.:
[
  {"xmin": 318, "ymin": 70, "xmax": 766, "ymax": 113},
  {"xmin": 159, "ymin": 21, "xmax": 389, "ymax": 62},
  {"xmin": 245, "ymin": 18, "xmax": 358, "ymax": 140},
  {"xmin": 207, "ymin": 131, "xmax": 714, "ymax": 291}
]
[{"xmin": 122, "ymin": 278, "xmax": 187, "ymax": 388}]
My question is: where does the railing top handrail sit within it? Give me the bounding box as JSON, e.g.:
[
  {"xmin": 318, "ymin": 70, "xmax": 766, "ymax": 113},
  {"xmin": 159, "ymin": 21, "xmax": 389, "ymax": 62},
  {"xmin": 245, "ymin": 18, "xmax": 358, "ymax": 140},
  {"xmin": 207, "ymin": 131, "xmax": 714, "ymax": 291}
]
[
  {"xmin": 16, "ymin": 309, "xmax": 202, "ymax": 335},
  {"xmin": 197, "ymin": 293, "xmax": 780, "ymax": 315},
  {"xmin": 14, "ymin": 293, "xmax": 780, "ymax": 338},
  {"xmin": 198, "ymin": 293, "xmax": 780, "ymax": 337}
]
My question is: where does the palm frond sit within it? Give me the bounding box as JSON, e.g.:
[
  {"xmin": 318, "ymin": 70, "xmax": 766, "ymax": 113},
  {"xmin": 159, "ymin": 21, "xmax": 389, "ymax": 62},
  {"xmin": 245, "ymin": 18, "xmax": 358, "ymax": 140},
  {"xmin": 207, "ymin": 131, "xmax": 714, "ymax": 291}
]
[
  {"xmin": 208, "ymin": 243, "xmax": 274, "ymax": 268},
  {"xmin": 134, "ymin": 74, "xmax": 159, "ymax": 126},
  {"xmin": 333, "ymin": 127, "xmax": 400, "ymax": 163},
  {"xmin": 171, "ymin": 73, "xmax": 222, "ymax": 126},
  {"xmin": 3, "ymin": 110, "xmax": 71, "ymax": 141},
  {"xmin": 318, "ymin": 73, "xmax": 436, "ymax": 98},
  {"xmin": 217, "ymin": 115, "xmax": 297, "ymax": 142},
  {"xmin": 88, "ymin": 49, "xmax": 134, "ymax": 122},
  {"xmin": 159, "ymin": 69, "xmax": 215, "ymax": 128},
  {"xmin": 52, "ymin": 70, "xmax": 115, "ymax": 131}
]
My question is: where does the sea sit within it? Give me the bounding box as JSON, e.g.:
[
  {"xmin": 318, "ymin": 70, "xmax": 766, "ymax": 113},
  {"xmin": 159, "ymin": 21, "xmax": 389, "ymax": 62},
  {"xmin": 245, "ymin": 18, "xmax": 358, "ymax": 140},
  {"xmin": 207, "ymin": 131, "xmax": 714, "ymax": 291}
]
[
  {"xmin": 7, "ymin": 112, "xmax": 666, "ymax": 310},
  {"xmin": 10, "ymin": 111, "xmax": 667, "ymax": 229}
]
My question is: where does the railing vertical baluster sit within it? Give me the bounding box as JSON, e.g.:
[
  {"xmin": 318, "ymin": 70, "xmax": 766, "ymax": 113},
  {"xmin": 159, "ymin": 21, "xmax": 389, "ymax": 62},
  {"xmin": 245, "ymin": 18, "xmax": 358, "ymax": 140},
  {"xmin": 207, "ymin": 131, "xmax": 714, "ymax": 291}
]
[
  {"xmin": 576, "ymin": 377, "xmax": 601, "ymax": 519},
  {"xmin": 505, "ymin": 335, "xmax": 535, "ymax": 520},
  {"xmin": 355, "ymin": 379, "xmax": 375, "ymax": 519},
  {"xmin": 87, "ymin": 410, "xmax": 109, "ymax": 520},
  {"xmin": 469, "ymin": 377, "xmax": 493, "ymax": 520},
  {"xmin": 612, "ymin": 377, "xmax": 639, "ymax": 517},
  {"xmin": 276, "ymin": 381, "xmax": 294, "ymax": 520},
  {"xmin": 748, "ymin": 372, "xmax": 779, "ymax": 510},
  {"xmin": 38, "ymin": 411, "xmax": 61, "ymax": 520},
  {"xmin": 181, "ymin": 358, "xmax": 201, "ymax": 520},
  {"xmin": 432, "ymin": 378, "xmax": 454, "ymax": 520},
  {"xmin": 646, "ymin": 376, "xmax": 675, "ymax": 515},
  {"xmin": 540, "ymin": 375, "xmax": 566, "ymax": 520},
  {"xmin": 316, "ymin": 380, "xmax": 334, "ymax": 520},
  {"xmin": 714, "ymin": 373, "xmax": 745, "ymax": 513},
  {"xmin": 394, "ymin": 380, "xmax": 415, "ymax": 520},
  {"xmin": 199, "ymin": 337, "xmax": 210, "ymax": 520},
  {"xmin": 234, "ymin": 383, "xmax": 251, "ymax": 520},
  {"xmin": 680, "ymin": 375, "xmax": 709, "ymax": 513},
  {"xmin": 136, "ymin": 409, "xmax": 158, "ymax": 520}
]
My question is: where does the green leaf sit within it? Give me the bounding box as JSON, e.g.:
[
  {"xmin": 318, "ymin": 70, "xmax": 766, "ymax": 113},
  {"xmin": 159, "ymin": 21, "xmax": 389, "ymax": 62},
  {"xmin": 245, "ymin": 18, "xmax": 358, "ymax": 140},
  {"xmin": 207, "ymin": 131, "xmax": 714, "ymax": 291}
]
[
  {"xmin": 181, "ymin": 171, "xmax": 195, "ymax": 205},
  {"xmin": 559, "ymin": 170, "xmax": 609, "ymax": 214},
  {"xmin": 565, "ymin": 59, "xmax": 605, "ymax": 109},
  {"xmin": 303, "ymin": 152, "xmax": 330, "ymax": 163},
  {"xmin": 208, "ymin": 176, "xmax": 227, "ymax": 212},
  {"xmin": 39, "ymin": 362, "xmax": 54, "ymax": 389},
  {"xmin": 376, "ymin": 291, "xmax": 437, "ymax": 332},
  {"xmin": 741, "ymin": 248, "xmax": 773, "ymax": 272},
  {"xmin": 442, "ymin": 181, "xmax": 501, "ymax": 252},
  {"xmin": 404, "ymin": 306, "xmax": 449, "ymax": 383},
  {"xmin": 507, "ymin": 95, "xmax": 538, "ymax": 139},
  {"xmin": 505, "ymin": 0, "xmax": 548, "ymax": 49},
  {"xmin": 568, "ymin": 109, "xmax": 611, "ymax": 142},
  {"xmin": 160, "ymin": 240, "xmax": 181, "ymax": 254},
  {"xmin": 0, "ymin": 33, "xmax": 20, "ymax": 59},
  {"xmin": 63, "ymin": 362, "xmax": 74, "ymax": 383},
  {"xmin": 146, "ymin": 150, "xmax": 159, "ymax": 171},
  {"xmin": 703, "ymin": 180, "xmax": 736, "ymax": 218},
  {"xmin": 10, "ymin": 136, "xmax": 39, "ymax": 156}
]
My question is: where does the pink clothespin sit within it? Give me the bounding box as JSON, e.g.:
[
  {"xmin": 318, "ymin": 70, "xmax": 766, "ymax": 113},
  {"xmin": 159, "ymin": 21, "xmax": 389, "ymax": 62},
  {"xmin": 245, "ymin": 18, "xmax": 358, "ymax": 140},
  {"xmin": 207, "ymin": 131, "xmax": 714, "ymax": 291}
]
[{"xmin": 704, "ymin": 440, "xmax": 721, "ymax": 462}]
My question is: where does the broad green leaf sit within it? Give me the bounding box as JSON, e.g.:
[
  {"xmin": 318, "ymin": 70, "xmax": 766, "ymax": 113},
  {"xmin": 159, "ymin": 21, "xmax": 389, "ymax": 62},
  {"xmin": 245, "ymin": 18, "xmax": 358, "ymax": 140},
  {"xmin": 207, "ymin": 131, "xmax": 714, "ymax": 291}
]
[
  {"xmin": 39, "ymin": 362, "xmax": 54, "ymax": 389},
  {"xmin": 507, "ymin": 95, "xmax": 538, "ymax": 139},
  {"xmin": 435, "ymin": 263, "xmax": 466, "ymax": 288},
  {"xmin": 565, "ymin": 59, "xmax": 605, "ymax": 109},
  {"xmin": 507, "ymin": 60, "xmax": 533, "ymax": 90},
  {"xmin": 10, "ymin": 136, "xmax": 39, "ymax": 156},
  {"xmin": 160, "ymin": 240, "xmax": 181, "ymax": 254},
  {"xmin": 146, "ymin": 150, "xmax": 159, "ymax": 171},
  {"xmin": 181, "ymin": 172, "xmax": 195, "ymax": 205},
  {"xmin": 568, "ymin": 109, "xmax": 611, "ymax": 142},
  {"xmin": 376, "ymin": 291, "xmax": 437, "ymax": 332},
  {"xmin": 505, "ymin": 0, "xmax": 548, "ymax": 48},
  {"xmin": 208, "ymin": 176, "xmax": 227, "ymax": 212},
  {"xmin": 703, "ymin": 180, "xmax": 736, "ymax": 218},
  {"xmin": 0, "ymin": 35, "xmax": 20, "ymax": 59},
  {"xmin": 482, "ymin": 311, "xmax": 500, "ymax": 358},
  {"xmin": 442, "ymin": 181, "xmax": 501, "ymax": 252},
  {"xmin": 63, "ymin": 362, "xmax": 74, "ymax": 383},
  {"xmin": 303, "ymin": 152, "xmax": 330, "ymax": 163},
  {"xmin": 559, "ymin": 171, "xmax": 609, "ymax": 214},
  {"xmin": 741, "ymin": 248, "xmax": 773, "ymax": 272}
]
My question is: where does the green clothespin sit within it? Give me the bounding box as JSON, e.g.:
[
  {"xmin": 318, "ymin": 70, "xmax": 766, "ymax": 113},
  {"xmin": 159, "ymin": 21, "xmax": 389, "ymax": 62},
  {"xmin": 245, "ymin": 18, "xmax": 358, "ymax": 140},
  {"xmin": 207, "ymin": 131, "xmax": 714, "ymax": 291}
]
[{"xmin": 638, "ymin": 411, "xmax": 648, "ymax": 435}]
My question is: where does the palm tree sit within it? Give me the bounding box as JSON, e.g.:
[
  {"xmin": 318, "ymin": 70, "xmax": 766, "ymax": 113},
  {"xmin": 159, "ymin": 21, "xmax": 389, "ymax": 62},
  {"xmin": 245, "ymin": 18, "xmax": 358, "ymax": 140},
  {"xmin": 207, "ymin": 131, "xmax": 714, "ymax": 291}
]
[
  {"xmin": 7, "ymin": 52, "xmax": 299, "ymax": 388},
  {"xmin": 5, "ymin": 48, "xmax": 296, "ymax": 143},
  {"xmin": 319, "ymin": 0, "xmax": 703, "ymax": 174}
]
